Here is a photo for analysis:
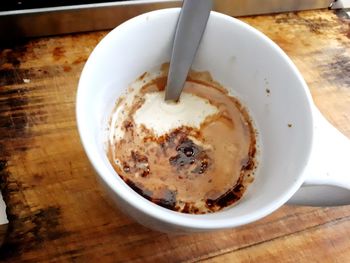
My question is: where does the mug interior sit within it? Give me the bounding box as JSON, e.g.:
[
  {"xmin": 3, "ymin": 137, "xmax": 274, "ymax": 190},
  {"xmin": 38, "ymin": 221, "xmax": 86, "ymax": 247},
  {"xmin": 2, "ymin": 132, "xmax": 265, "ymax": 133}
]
[{"xmin": 76, "ymin": 9, "xmax": 313, "ymax": 229}]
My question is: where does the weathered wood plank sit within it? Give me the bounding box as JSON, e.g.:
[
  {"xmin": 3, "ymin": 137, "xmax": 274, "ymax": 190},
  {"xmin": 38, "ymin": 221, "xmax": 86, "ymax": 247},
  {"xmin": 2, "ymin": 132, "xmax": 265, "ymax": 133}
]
[{"xmin": 0, "ymin": 9, "xmax": 349, "ymax": 262}]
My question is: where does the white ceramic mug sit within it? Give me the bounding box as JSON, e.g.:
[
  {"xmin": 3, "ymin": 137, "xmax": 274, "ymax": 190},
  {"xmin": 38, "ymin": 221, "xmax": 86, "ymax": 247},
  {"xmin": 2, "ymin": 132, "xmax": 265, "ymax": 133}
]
[{"xmin": 76, "ymin": 9, "xmax": 350, "ymax": 232}]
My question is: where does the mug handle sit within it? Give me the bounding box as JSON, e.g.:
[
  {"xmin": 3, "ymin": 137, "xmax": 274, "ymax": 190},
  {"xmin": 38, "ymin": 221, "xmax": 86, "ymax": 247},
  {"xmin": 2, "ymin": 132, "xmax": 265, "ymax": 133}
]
[{"xmin": 288, "ymin": 107, "xmax": 350, "ymax": 206}]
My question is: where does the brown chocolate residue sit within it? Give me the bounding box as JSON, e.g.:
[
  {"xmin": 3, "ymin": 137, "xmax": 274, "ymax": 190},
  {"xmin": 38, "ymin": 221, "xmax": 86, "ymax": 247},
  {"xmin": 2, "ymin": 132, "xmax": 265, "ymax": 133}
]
[
  {"xmin": 206, "ymin": 180, "xmax": 244, "ymax": 210},
  {"xmin": 123, "ymin": 120, "xmax": 133, "ymax": 131},
  {"xmin": 124, "ymin": 179, "xmax": 176, "ymax": 210},
  {"xmin": 152, "ymin": 189, "xmax": 177, "ymax": 210},
  {"xmin": 241, "ymin": 156, "xmax": 255, "ymax": 171},
  {"xmin": 169, "ymin": 138, "xmax": 210, "ymax": 175},
  {"xmin": 138, "ymin": 72, "xmax": 148, "ymax": 81},
  {"xmin": 120, "ymin": 150, "xmax": 150, "ymax": 178},
  {"xmin": 141, "ymin": 76, "xmax": 167, "ymax": 93},
  {"xmin": 124, "ymin": 179, "xmax": 152, "ymax": 201},
  {"xmin": 108, "ymin": 67, "xmax": 257, "ymax": 214}
]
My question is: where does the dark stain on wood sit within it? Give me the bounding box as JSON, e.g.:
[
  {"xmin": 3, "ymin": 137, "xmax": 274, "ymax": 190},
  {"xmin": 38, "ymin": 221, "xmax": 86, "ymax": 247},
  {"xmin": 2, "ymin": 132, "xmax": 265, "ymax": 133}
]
[
  {"xmin": 0, "ymin": 66, "xmax": 71, "ymax": 86},
  {"xmin": 335, "ymin": 9, "xmax": 350, "ymax": 39},
  {"xmin": 0, "ymin": 83, "xmax": 49, "ymax": 140},
  {"xmin": 0, "ymin": 161, "xmax": 70, "ymax": 261},
  {"xmin": 52, "ymin": 248, "xmax": 85, "ymax": 261},
  {"xmin": 52, "ymin": 47, "xmax": 65, "ymax": 61},
  {"xmin": 274, "ymin": 12, "xmax": 331, "ymax": 34},
  {"xmin": 72, "ymin": 57, "xmax": 86, "ymax": 65},
  {"xmin": 0, "ymin": 41, "xmax": 38, "ymax": 70},
  {"xmin": 343, "ymin": 18, "xmax": 350, "ymax": 39},
  {"xmin": 0, "ymin": 41, "xmax": 48, "ymax": 87},
  {"xmin": 63, "ymin": 65, "xmax": 72, "ymax": 72},
  {"xmin": 0, "ymin": 46, "xmax": 27, "ymax": 69},
  {"xmin": 0, "ymin": 44, "xmax": 66, "ymax": 259},
  {"xmin": 32, "ymin": 174, "xmax": 44, "ymax": 183},
  {"xmin": 0, "ymin": 91, "xmax": 29, "ymax": 140},
  {"xmin": 0, "ymin": 55, "xmax": 50, "ymax": 140},
  {"xmin": 0, "ymin": 38, "xmax": 71, "ymax": 261},
  {"xmin": 317, "ymin": 48, "xmax": 350, "ymax": 88},
  {"xmin": 0, "ymin": 68, "xmax": 29, "ymax": 86}
]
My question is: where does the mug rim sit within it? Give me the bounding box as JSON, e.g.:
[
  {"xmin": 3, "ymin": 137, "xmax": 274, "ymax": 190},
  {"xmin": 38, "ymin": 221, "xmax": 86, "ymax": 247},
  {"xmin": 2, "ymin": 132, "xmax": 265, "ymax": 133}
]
[{"xmin": 76, "ymin": 8, "xmax": 314, "ymax": 230}]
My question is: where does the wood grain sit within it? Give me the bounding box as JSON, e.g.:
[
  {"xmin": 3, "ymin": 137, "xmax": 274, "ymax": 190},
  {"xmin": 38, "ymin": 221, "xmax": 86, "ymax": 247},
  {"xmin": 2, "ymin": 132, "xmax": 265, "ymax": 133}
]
[{"xmin": 0, "ymin": 9, "xmax": 349, "ymax": 262}]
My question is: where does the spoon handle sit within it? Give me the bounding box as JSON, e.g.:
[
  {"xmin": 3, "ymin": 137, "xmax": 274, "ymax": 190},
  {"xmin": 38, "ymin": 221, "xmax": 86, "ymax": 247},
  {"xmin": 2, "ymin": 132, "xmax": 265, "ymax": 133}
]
[{"xmin": 165, "ymin": 0, "xmax": 212, "ymax": 101}]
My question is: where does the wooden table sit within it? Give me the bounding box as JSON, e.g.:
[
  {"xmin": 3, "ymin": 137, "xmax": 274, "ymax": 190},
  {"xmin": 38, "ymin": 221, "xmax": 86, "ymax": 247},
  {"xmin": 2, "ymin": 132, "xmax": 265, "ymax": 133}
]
[{"xmin": 0, "ymin": 9, "xmax": 349, "ymax": 262}]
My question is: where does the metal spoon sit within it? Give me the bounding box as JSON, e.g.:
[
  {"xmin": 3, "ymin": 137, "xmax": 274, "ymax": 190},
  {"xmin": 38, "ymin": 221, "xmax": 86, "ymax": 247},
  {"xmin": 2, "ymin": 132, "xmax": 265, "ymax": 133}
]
[{"xmin": 165, "ymin": 0, "xmax": 212, "ymax": 102}]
